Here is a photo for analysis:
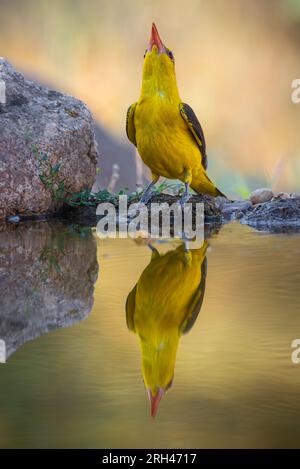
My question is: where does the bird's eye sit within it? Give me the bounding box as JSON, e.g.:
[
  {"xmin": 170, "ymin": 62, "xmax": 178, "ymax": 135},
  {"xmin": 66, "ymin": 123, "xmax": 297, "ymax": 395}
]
[
  {"xmin": 166, "ymin": 49, "xmax": 174, "ymax": 62},
  {"xmin": 143, "ymin": 49, "xmax": 147, "ymax": 58},
  {"xmin": 165, "ymin": 377, "xmax": 174, "ymax": 391}
]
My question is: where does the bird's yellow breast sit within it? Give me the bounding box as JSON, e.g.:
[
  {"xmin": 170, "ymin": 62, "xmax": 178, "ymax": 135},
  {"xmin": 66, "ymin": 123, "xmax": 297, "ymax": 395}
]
[
  {"xmin": 134, "ymin": 96, "xmax": 201, "ymax": 181},
  {"xmin": 133, "ymin": 248, "xmax": 202, "ymax": 337}
]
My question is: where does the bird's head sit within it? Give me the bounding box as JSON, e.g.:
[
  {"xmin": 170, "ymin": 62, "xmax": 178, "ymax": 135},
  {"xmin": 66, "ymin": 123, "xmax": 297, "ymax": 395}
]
[
  {"xmin": 141, "ymin": 23, "xmax": 179, "ymax": 99},
  {"xmin": 141, "ymin": 335, "xmax": 178, "ymax": 418}
]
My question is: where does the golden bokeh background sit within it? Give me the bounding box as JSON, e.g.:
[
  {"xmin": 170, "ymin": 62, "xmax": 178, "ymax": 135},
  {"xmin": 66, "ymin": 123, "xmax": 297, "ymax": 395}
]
[{"xmin": 1, "ymin": 0, "xmax": 300, "ymax": 195}]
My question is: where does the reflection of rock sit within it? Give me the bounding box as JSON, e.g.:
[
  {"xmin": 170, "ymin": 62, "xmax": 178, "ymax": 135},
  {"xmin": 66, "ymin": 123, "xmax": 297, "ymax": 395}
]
[
  {"xmin": 0, "ymin": 221, "xmax": 98, "ymax": 360},
  {"xmin": 0, "ymin": 58, "xmax": 98, "ymax": 219}
]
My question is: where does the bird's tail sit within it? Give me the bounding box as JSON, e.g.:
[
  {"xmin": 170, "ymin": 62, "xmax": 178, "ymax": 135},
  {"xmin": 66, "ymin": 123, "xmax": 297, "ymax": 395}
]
[
  {"xmin": 214, "ymin": 187, "xmax": 227, "ymax": 198},
  {"xmin": 191, "ymin": 173, "xmax": 227, "ymax": 198}
]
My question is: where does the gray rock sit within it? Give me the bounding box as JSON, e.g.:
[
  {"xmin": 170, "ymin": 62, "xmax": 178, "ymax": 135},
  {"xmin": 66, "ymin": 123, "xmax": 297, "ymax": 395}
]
[
  {"xmin": 7, "ymin": 215, "xmax": 20, "ymax": 223},
  {"xmin": 128, "ymin": 193, "xmax": 222, "ymax": 219},
  {"xmin": 241, "ymin": 198, "xmax": 300, "ymax": 229},
  {"xmin": 250, "ymin": 188, "xmax": 274, "ymax": 204},
  {"xmin": 222, "ymin": 200, "xmax": 252, "ymax": 219},
  {"xmin": 0, "ymin": 58, "xmax": 99, "ymax": 220},
  {"xmin": 290, "ymin": 192, "xmax": 300, "ymax": 199},
  {"xmin": 0, "ymin": 221, "xmax": 98, "ymax": 361}
]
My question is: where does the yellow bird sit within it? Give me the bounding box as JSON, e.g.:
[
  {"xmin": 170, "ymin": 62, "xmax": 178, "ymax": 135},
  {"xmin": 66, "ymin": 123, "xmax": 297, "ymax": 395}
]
[
  {"xmin": 126, "ymin": 241, "xmax": 208, "ymax": 417},
  {"xmin": 126, "ymin": 23, "xmax": 225, "ymax": 205}
]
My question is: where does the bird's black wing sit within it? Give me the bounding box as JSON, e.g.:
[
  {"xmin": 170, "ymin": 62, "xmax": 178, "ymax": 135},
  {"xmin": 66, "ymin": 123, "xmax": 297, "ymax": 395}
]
[
  {"xmin": 180, "ymin": 257, "xmax": 207, "ymax": 334},
  {"xmin": 125, "ymin": 284, "xmax": 137, "ymax": 332},
  {"xmin": 179, "ymin": 102, "xmax": 207, "ymax": 170},
  {"xmin": 126, "ymin": 102, "xmax": 137, "ymax": 146}
]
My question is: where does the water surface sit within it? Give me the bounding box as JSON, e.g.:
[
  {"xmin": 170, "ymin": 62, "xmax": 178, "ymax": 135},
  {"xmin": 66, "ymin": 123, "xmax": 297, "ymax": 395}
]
[{"xmin": 0, "ymin": 221, "xmax": 300, "ymax": 448}]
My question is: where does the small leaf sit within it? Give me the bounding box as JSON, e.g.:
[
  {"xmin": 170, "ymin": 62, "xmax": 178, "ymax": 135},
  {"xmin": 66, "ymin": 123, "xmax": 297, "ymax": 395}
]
[{"xmin": 51, "ymin": 163, "xmax": 60, "ymax": 175}]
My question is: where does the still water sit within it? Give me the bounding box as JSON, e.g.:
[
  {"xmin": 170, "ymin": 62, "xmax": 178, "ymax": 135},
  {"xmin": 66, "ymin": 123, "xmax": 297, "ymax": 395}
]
[{"xmin": 1, "ymin": 221, "xmax": 300, "ymax": 448}]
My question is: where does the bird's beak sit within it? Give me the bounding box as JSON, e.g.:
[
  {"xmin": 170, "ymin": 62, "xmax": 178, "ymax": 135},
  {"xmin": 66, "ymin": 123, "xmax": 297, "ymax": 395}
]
[
  {"xmin": 148, "ymin": 23, "xmax": 165, "ymax": 53},
  {"xmin": 148, "ymin": 387, "xmax": 165, "ymax": 418}
]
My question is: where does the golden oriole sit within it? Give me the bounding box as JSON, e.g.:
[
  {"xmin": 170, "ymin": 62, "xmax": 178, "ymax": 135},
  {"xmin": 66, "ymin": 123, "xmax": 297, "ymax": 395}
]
[
  {"xmin": 126, "ymin": 23, "xmax": 225, "ymax": 204},
  {"xmin": 125, "ymin": 241, "xmax": 208, "ymax": 417}
]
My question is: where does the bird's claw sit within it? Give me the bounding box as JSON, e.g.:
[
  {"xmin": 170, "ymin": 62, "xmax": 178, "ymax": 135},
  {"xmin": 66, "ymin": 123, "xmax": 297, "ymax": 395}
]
[
  {"xmin": 147, "ymin": 243, "xmax": 159, "ymax": 255},
  {"xmin": 139, "ymin": 189, "xmax": 156, "ymax": 205},
  {"xmin": 178, "ymin": 192, "xmax": 191, "ymax": 208},
  {"xmin": 184, "ymin": 250, "xmax": 192, "ymax": 267}
]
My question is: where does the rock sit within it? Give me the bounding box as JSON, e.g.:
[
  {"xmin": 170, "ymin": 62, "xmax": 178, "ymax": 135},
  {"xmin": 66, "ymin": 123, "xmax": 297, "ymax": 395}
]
[
  {"xmin": 272, "ymin": 192, "xmax": 290, "ymax": 201},
  {"xmin": 235, "ymin": 211, "xmax": 244, "ymax": 219},
  {"xmin": 7, "ymin": 215, "xmax": 20, "ymax": 223},
  {"xmin": 290, "ymin": 192, "xmax": 300, "ymax": 199},
  {"xmin": 146, "ymin": 193, "xmax": 221, "ymax": 219},
  {"xmin": 222, "ymin": 200, "xmax": 252, "ymax": 219},
  {"xmin": 63, "ymin": 193, "xmax": 222, "ymax": 238},
  {"xmin": 241, "ymin": 198, "xmax": 300, "ymax": 230},
  {"xmin": 0, "ymin": 221, "xmax": 98, "ymax": 361},
  {"xmin": 0, "ymin": 58, "xmax": 99, "ymax": 220},
  {"xmin": 250, "ymin": 188, "xmax": 274, "ymax": 204}
]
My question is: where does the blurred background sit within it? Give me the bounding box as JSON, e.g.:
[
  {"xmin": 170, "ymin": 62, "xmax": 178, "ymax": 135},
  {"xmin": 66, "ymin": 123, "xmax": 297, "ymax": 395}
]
[{"xmin": 1, "ymin": 0, "xmax": 300, "ymax": 197}]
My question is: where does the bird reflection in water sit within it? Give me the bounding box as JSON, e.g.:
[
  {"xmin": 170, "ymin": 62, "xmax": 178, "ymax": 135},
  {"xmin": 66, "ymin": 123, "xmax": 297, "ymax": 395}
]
[{"xmin": 126, "ymin": 240, "xmax": 208, "ymax": 417}]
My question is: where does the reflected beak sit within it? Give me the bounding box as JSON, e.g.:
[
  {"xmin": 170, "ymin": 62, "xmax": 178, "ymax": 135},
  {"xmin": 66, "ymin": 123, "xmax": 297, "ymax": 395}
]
[
  {"xmin": 148, "ymin": 23, "xmax": 165, "ymax": 53},
  {"xmin": 148, "ymin": 387, "xmax": 165, "ymax": 418}
]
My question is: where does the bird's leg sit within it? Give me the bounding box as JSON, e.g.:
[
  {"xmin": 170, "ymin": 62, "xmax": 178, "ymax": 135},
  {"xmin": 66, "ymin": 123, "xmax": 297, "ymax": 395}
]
[
  {"xmin": 178, "ymin": 169, "xmax": 192, "ymax": 207},
  {"xmin": 127, "ymin": 174, "xmax": 159, "ymax": 223},
  {"xmin": 182, "ymin": 233, "xmax": 192, "ymax": 266},
  {"xmin": 147, "ymin": 243, "xmax": 159, "ymax": 256},
  {"xmin": 180, "ymin": 174, "xmax": 192, "ymax": 261},
  {"xmin": 183, "ymin": 237, "xmax": 192, "ymax": 267},
  {"xmin": 139, "ymin": 174, "xmax": 159, "ymax": 205},
  {"xmin": 139, "ymin": 181, "xmax": 156, "ymax": 205}
]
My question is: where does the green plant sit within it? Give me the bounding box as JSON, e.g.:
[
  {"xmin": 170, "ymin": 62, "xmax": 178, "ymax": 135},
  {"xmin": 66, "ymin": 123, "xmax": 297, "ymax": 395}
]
[
  {"xmin": 155, "ymin": 179, "xmax": 184, "ymax": 195},
  {"xmin": 32, "ymin": 144, "xmax": 65, "ymax": 200},
  {"xmin": 62, "ymin": 181, "xmax": 188, "ymax": 209},
  {"xmin": 64, "ymin": 187, "xmax": 138, "ymax": 207}
]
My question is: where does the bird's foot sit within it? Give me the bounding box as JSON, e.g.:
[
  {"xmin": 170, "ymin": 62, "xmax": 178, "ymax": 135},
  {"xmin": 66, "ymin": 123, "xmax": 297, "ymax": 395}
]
[
  {"xmin": 183, "ymin": 237, "xmax": 189, "ymax": 252},
  {"xmin": 183, "ymin": 239, "xmax": 192, "ymax": 265},
  {"xmin": 127, "ymin": 193, "xmax": 154, "ymax": 223},
  {"xmin": 139, "ymin": 188, "xmax": 156, "ymax": 205},
  {"xmin": 147, "ymin": 243, "xmax": 159, "ymax": 256},
  {"xmin": 184, "ymin": 250, "xmax": 192, "ymax": 267},
  {"xmin": 181, "ymin": 235, "xmax": 192, "ymax": 266},
  {"xmin": 178, "ymin": 191, "xmax": 191, "ymax": 208}
]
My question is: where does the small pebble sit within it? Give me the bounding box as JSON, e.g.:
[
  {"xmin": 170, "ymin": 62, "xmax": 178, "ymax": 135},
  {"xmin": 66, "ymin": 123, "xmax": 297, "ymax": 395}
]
[
  {"xmin": 8, "ymin": 215, "xmax": 20, "ymax": 223},
  {"xmin": 250, "ymin": 188, "xmax": 273, "ymax": 205}
]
